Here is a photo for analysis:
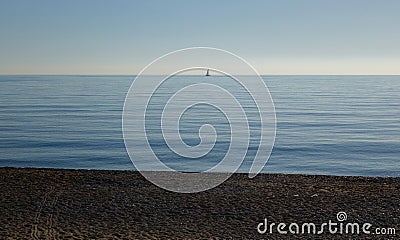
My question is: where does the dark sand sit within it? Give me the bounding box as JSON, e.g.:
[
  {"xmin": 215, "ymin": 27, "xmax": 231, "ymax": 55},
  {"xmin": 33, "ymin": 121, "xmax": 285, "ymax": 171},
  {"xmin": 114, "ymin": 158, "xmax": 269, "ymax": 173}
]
[{"xmin": 1, "ymin": 168, "xmax": 399, "ymax": 239}]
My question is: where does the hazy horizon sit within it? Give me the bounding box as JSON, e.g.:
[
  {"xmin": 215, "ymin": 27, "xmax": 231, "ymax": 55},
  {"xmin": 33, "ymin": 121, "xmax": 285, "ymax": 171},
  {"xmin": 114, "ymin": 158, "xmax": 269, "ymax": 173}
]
[{"xmin": 1, "ymin": 73, "xmax": 400, "ymax": 76}]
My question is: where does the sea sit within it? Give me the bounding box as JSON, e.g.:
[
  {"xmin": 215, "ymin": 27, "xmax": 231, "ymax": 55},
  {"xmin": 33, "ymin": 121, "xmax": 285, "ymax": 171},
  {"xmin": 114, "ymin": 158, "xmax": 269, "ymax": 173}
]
[{"xmin": 1, "ymin": 75, "xmax": 399, "ymax": 177}]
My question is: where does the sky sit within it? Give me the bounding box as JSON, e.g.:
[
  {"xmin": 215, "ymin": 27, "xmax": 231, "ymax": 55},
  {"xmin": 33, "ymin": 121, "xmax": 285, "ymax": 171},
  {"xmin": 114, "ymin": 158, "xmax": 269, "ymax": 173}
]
[{"xmin": 0, "ymin": 0, "xmax": 399, "ymax": 75}]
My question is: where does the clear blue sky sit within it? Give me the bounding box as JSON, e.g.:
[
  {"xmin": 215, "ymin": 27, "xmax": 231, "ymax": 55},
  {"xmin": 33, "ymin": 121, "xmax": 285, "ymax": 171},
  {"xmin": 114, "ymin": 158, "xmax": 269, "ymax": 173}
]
[{"xmin": 0, "ymin": 0, "xmax": 399, "ymax": 74}]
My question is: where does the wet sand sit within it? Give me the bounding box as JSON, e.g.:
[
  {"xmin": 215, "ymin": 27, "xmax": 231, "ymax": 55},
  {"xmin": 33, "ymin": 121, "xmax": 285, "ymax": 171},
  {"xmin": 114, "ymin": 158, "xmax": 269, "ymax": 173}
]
[{"xmin": 0, "ymin": 167, "xmax": 399, "ymax": 239}]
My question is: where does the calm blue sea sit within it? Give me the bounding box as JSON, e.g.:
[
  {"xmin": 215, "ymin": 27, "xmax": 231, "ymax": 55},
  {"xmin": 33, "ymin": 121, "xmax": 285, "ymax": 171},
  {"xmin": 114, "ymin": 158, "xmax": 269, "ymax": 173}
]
[{"xmin": 0, "ymin": 75, "xmax": 399, "ymax": 176}]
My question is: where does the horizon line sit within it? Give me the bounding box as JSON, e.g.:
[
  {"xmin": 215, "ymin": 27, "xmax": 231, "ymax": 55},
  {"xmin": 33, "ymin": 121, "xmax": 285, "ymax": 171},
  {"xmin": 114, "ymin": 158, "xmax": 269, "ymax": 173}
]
[{"xmin": 1, "ymin": 73, "xmax": 400, "ymax": 76}]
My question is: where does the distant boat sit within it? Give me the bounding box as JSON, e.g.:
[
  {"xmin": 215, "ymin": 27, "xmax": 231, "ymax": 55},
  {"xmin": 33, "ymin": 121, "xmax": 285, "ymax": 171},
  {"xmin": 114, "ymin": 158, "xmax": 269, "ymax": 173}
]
[{"xmin": 205, "ymin": 69, "xmax": 210, "ymax": 76}]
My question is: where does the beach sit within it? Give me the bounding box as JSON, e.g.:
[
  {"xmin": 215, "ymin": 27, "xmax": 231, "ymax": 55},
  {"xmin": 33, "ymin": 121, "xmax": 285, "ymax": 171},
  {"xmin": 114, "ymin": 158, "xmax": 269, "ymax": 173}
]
[{"xmin": 0, "ymin": 167, "xmax": 399, "ymax": 239}]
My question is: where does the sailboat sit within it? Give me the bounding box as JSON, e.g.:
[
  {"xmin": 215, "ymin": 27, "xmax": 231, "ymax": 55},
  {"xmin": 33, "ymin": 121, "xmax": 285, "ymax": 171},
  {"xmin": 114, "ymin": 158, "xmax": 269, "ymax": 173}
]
[{"xmin": 205, "ymin": 69, "xmax": 210, "ymax": 76}]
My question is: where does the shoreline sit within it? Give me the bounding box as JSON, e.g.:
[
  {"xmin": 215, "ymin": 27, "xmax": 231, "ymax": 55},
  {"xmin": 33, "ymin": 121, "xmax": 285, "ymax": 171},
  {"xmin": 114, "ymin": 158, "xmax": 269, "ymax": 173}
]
[
  {"xmin": 1, "ymin": 167, "xmax": 399, "ymax": 239},
  {"xmin": 2, "ymin": 166, "xmax": 398, "ymax": 178}
]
